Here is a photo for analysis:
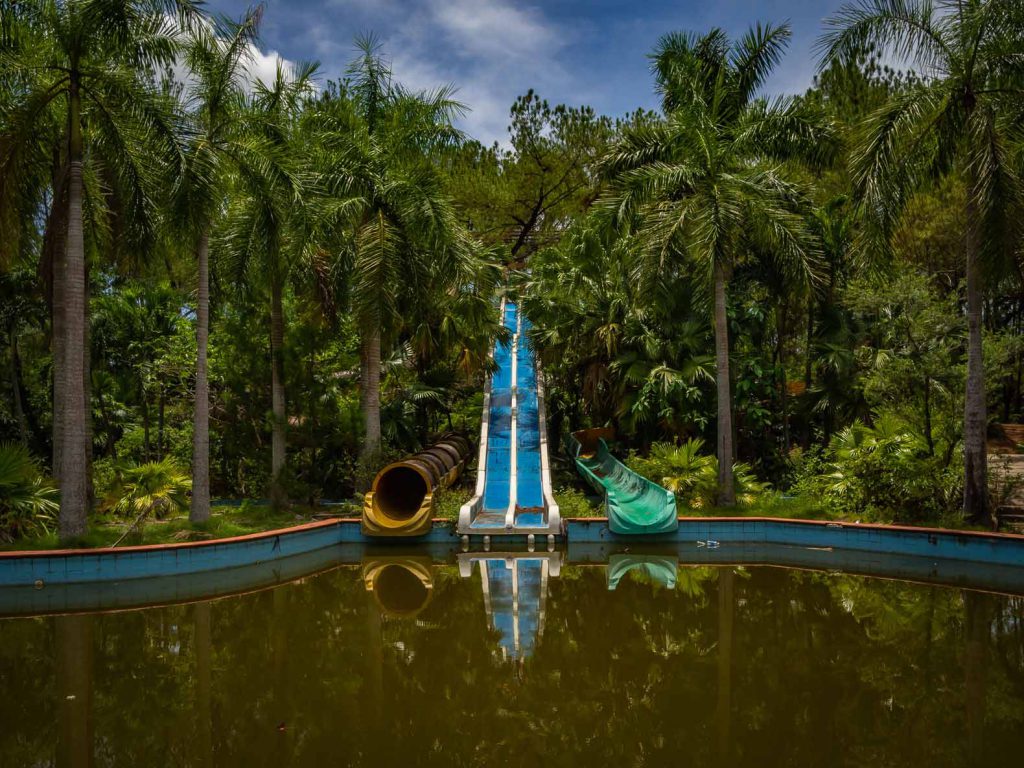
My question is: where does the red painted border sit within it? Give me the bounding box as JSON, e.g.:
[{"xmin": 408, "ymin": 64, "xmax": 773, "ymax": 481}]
[
  {"xmin": 2, "ymin": 513, "xmax": 1022, "ymax": 561},
  {"xmin": 569, "ymin": 515, "xmax": 1024, "ymax": 541}
]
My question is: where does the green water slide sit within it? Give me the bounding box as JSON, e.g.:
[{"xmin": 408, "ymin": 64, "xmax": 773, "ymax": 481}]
[{"xmin": 568, "ymin": 428, "xmax": 678, "ymax": 535}]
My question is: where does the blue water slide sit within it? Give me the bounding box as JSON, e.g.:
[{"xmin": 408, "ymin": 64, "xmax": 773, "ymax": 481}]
[
  {"xmin": 514, "ymin": 315, "xmax": 544, "ymax": 527},
  {"xmin": 458, "ymin": 300, "xmax": 560, "ymax": 535},
  {"xmin": 472, "ymin": 302, "xmax": 517, "ymax": 529}
]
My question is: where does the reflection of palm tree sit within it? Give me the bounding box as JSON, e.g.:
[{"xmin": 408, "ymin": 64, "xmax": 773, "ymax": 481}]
[
  {"xmin": 717, "ymin": 568, "xmax": 735, "ymax": 767},
  {"xmin": 56, "ymin": 613, "xmax": 94, "ymax": 768},
  {"xmin": 271, "ymin": 587, "xmax": 293, "ymax": 765},
  {"xmin": 964, "ymin": 590, "xmax": 995, "ymax": 765},
  {"xmin": 193, "ymin": 603, "xmax": 213, "ymax": 768}
]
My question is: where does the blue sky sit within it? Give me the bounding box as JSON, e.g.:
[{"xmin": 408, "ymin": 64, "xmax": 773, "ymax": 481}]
[{"xmin": 207, "ymin": 0, "xmax": 849, "ymax": 145}]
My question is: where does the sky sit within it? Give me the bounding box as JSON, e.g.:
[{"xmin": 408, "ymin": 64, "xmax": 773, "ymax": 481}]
[{"xmin": 206, "ymin": 0, "xmax": 850, "ymax": 146}]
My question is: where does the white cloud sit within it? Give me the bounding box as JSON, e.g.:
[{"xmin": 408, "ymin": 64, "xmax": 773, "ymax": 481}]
[
  {"xmin": 428, "ymin": 0, "xmax": 561, "ymax": 60},
  {"xmin": 379, "ymin": 0, "xmax": 572, "ymax": 145},
  {"xmin": 243, "ymin": 45, "xmax": 295, "ymax": 91},
  {"xmin": 166, "ymin": 11, "xmax": 298, "ymax": 96}
]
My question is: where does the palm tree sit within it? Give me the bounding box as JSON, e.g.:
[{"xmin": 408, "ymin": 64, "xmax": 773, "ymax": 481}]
[
  {"xmin": 103, "ymin": 457, "xmax": 191, "ymax": 545},
  {"xmin": 176, "ymin": 8, "xmax": 263, "ymax": 522},
  {"xmin": 602, "ymin": 24, "xmax": 832, "ymax": 504},
  {"xmin": 312, "ymin": 38, "xmax": 475, "ymax": 461},
  {"xmin": 0, "ymin": 442, "xmax": 59, "ymax": 542},
  {"xmin": 819, "ymin": 0, "xmax": 1024, "ymax": 524},
  {"xmin": 0, "ymin": 0, "xmax": 188, "ymax": 540},
  {"xmin": 521, "ymin": 218, "xmax": 713, "ymax": 445},
  {"xmin": 220, "ymin": 61, "xmax": 317, "ymax": 508}
]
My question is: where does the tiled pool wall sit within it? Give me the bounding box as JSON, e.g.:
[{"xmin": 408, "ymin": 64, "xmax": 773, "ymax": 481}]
[
  {"xmin": 568, "ymin": 518, "xmax": 1024, "ymax": 567},
  {"xmin": 3, "ymin": 517, "xmax": 1023, "ymax": 589}
]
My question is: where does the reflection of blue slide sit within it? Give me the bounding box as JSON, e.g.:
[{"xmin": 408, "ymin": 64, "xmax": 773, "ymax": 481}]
[
  {"xmin": 486, "ymin": 560, "xmax": 516, "ymax": 654},
  {"xmin": 516, "ymin": 558, "xmax": 543, "ymax": 657},
  {"xmin": 459, "ymin": 300, "xmax": 561, "ymax": 535},
  {"xmin": 460, "ymin": 553, "xmax": 562, "ymax": 661}
]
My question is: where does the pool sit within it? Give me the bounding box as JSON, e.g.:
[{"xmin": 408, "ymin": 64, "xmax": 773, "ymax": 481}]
[{"xmin": 1, "ymin": 554, "xmax": 1021, "ymax": 765}]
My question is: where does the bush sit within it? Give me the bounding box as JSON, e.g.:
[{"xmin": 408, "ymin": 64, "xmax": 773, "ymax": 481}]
[
  {"xmin": 792, "ymin": 414, "xmax": 961, "ymax": 523},
  {"xmin": 554, "ymin": 486, "xmax": 600, "ymax": 517},
  {"xmin": 100, "ymin": 458, "xmax": 191, "ymax": 543},
  {"xmin": 433, "ymin": 486, "xmax": 472, "ymax": 521},
  {"xmin": 627, "ymin": 439, "xmax": 768, "ymax": 508},
  {"xmin": 0, "ymin": 443, "xmax": 58, "ymax": 542}
]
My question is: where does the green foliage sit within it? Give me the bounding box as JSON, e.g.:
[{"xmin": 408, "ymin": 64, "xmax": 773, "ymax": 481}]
[
  {"xmin": 521, "ymin": 219, "xmax": 714, "ymax": 443},
  {"xmin": 553, "ymin": 486, "xmax": 600, "ymax": 518},
  {"xmin": 0, "ymin": 443, "xmax": 58, "ymax": 542},
  {"xmin": 100, "ymin": 458, "xmax": 192, "ymax": 540},
  {"xmin": 432, "ymin": 486, "xmax": 472, "ymax": 521},
  {"xmin": 2, "ymin": 2, "xmax": 1024, "ymax": 540},
  {"xmin": 793, "ymin": 414, "xmax": 961, "ymax": 523},
  {"xmin": 628, "ymin": 439, "xmax": 768, "ymax": 509}
]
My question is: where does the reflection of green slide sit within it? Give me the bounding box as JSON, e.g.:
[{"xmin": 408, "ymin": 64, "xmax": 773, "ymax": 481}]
[
  {"xmin": 569, "ymin": 429, "xmax": 678, "ymax": 536},
  {"xmin": 607, "ymin": 555, "xmax": 678, "ymax": 590}
]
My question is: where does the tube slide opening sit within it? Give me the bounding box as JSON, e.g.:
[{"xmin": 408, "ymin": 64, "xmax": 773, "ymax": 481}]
[{"xmin": 374, "ymin": 466, "xmax": 429, "ymax": 521}]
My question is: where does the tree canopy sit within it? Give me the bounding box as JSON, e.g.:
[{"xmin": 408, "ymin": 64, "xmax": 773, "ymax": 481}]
[{"xmin": 3, "ymin": 0, "xmax": 1024, "ymax": 541}]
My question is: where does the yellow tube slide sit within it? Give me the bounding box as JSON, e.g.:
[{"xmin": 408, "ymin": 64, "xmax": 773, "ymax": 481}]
[{"xmin": 362, "ymin": 433, "xmax": 472, "ymax": 536}]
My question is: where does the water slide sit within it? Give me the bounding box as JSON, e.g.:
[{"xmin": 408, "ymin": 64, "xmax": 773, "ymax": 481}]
[
  {"xmin": 458, "ymin": 300, "xmax": 561, "ymax": 536},
  {"xmin": 362, "ymin": 433, "xmax": 472, "ymax": 536},
  {"xmin": 568, "ymin": 428, "xmax": 678, "ymax": 536}
]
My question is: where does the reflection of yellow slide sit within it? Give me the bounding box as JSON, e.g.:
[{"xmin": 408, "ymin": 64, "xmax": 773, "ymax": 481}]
[
  {"xmin": 362, "ymin": 557, "xmax": 434, "ymax": 618},
  {"xmin": 362, "ymin": 433, "xmax": 471, "ymax": 537}
]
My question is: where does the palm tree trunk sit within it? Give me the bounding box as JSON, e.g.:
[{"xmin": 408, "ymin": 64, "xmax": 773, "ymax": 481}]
[
  {"xmin": 157, "ymin": 385, "xmax": 165, "ymax": 460},
  {"xmin": 802, "ymin": 298, "xmax": 814, "ymax": 450},
  {"xmin": 9, "ymin": 328, "xmax": 30, "ymax": 446},
  {"xmin": 51, "ymin": 183, "xmax": 67, "ymax": 482},
  {"xmin": 141, "ymin": 383, "xmax": 151, "ymax": 460},
  {"xmin": 963, "ymin": 183, "xmax": 989, "ymax": 525},
  {"xmin": 777, "ymin": 304, "xmax": 790, "ymax": 454},
  {"xmin": 361, "ymin": 326, "xmax": 382, "ymax": 459},
  {"xmin": 191, "ymin": 228, "xmax": 211, "ymax": 523},
  {"xmin": 714, "ymin": 262, "xmax": 736, "ymax": 506},
  {"xmin": 270, "ymin": 273, "xmax": 287, "ymax": 508},
  {"xmin": 58, "ymin": 77, "xmax": 88, "ymax": 541}
]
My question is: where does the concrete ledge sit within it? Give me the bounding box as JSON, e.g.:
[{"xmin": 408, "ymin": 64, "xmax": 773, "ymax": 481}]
[
  {"xmin": 566, "ymin": 517, "xmax": 1024, "ymax": 567},
  {"xmin": 0, "ymin": 518, "xmax": 562, "ymax": 588},
  {"xmin": 2, "ymin": 515, "xmax": 1022, "ymax": 595},
  {"xmin": 0, "ymin": 519, "xmax": 349, "ymax": 587},
  {"xmin": 569, "ymin": 541, "xmax": 1024, "ymax": 596},
  {"xmin": 0, "ymin": 545, "xmax": 351, "ymax": 616}
]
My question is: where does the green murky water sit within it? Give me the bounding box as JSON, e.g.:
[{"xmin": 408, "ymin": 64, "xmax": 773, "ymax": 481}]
[{"xmin": 1, "ymin": 556, "xmax": 1023, "ymax": 766}]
